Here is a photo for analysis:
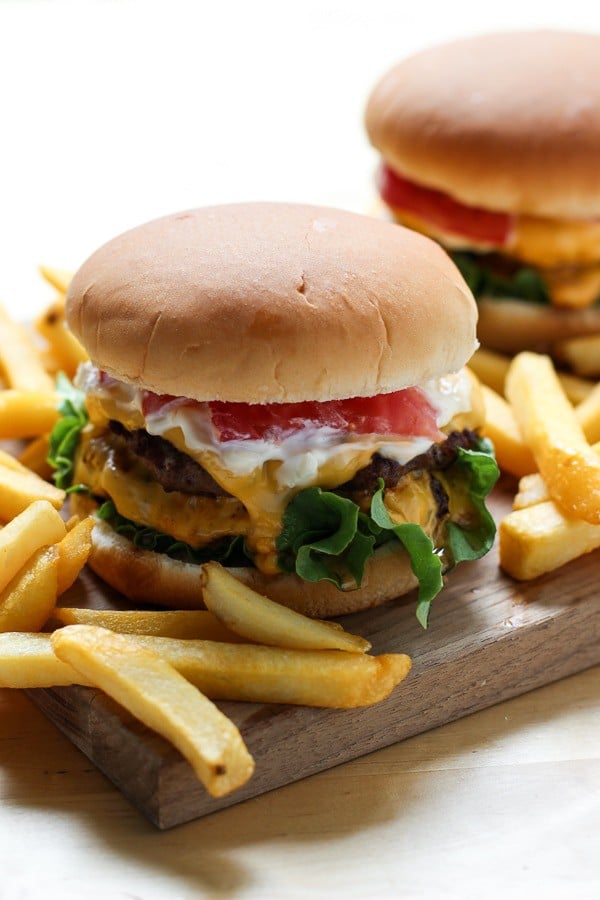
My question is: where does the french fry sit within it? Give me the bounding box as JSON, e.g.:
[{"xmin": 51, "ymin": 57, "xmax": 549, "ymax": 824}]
[
  {"xmin": 35, "ymin": 295, "xmax": 87, "ymax": 377},
  {"xmin": 0, "ymin": 546, "xmax": 58, "ymax": 632},
  {"xmin": 559, "ymin": 371, "xmax": 596, "ymax": 406},
  {"xmin": 513, "ymin": 440, "xmax": 600, "ymax": 510},
  {"xmin": 0, "ymin": 632, "xmax": 90, "ymax": 688},
  {"xmin": 51, "ymin": 606, "xmax": 242, "ymax": 641},
  {"xmin": 513, "ymin": 473, "xmax": 550, "ymax": 510},
  {"xmin": 201, "ymin": 561, "xmax": 371, "ymax": 653},
  {"xmin": 555, "ymin": 334, "xmax": 600, "ymax": 378},
  {"xmin": 499, "ymin": 500, "xmax": 600, "ymax": 580},
  {"xmin": 56, "ymin": 517, "xmax": 94, "ymax": 595},
  {"xmin": 576, "ymin": 381, "xmax": 600, "ymax": 446},
  {"xmin": 17, "ymin": 434, "xmax": 53, "ymax": 480},
  {"xmin": 469, "ymin": 348, "xmax": 509, "ymax": 396},
  {"xmin": 0, "ymin": 457, "xmax": 65, "ymax": 520},
  {"xmin": 38, "ymin": 265, "xmax": 72, "ymax": 295},
  {"xmin": 0, "ymin": 389, "xmax": 60, "ymax": 438},
  {"xmin": 0, "ymin": 304, "xmax": 54, "ymax": 392},
  {"xmin": 131, "ymin": 635, "xmax": 412, "ymax": 708},
  {"xmin": 0, "ymin": 500, "xmax": 65, "ymax": 591},
  {"xmin": 51, "ymin": 626, "xmax": 255, "ymax": 797},
  {"xmin": 480, "ymin": 385, "xmax": 536, "ymax": 478},
  {"xmin": 505, "ymin": 352, "xmax": 600, "ymax": 524},
  {"xmin": 470, "ymin": 347, "xmax": 594, "ymax": 404}
]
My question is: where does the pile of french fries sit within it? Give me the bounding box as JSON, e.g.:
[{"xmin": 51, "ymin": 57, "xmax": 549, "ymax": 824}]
[
  {"xmin": 0, "ymin": 269, "xmax": 412, "ymax": 799},
  {"xmin": 470, "ymin": 348, "xmax": 600, "ymax": 580}
]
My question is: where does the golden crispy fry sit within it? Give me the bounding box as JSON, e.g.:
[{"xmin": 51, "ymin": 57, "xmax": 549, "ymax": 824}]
[
  {"xmin": 575, "ymin": 381, "xmax": 600, "ymax": 445},
  {"xmin": 559, "ymin": 372, "xmax": 596, "ymax": 406},
  {"xmin": 0, "ymin": 500, "xmax": 65, "ymax": 590},
  {"xmin": 469, "ymin": 348, "xmax": 509, "ymax": 396},
  {"xmin": 0, "ymin": 632, "xmax": 90, "ymax": 688},
  {"xmin": 201, "ymin": 561, "xmax": 371, "ymax": 653},
  {"xmin": 38, "ymin": 265, "xmax": 73, "ymax": 295},
  {"xmin": 56, "ymin": 517, "xmax": 94, "ymax": 595},
  {"xmin": 0, "ymin": 304, "xmax": 54, "ymax": 392},
  {"xmin": 17, "ymin": 434, "xmax": 53, "ymax": 480},
  {"xmin": 499, "ymin": 500, "xmax": 600, "ymax": 580},
  {"xmin": 505, "ymin": 352, "xmax": 600, "ymax": 524},
  {"xmin": 555, "ymin": 334, "xmax": 600, "ymax": 378},
  {"xmin": 470, "ymin": 347, "xmax": 594, "ymax": 404},
  {"xmin": 0, "ymin": 546, "xmax": 58, "ymax": 632},
  {"xmin": 51, "ymin": 625, "xmax": 255, "ymax": 797},
  {"xmin": 0, "ymin": 457, "xmax": 65, "ymax": 520},
  {"xmin": 480, "ymin": 385, "xmax": 536, "ymax": 478},
  {"xmin": 513, "ymin": 440, "xmax": 600, "ymax": 510},
  {"xmin": 132, "ymin": 635, "xmax": 411, "ymax": 708},
  {"xmin": 35, "ymin": 295, "xmax": 87, "ymax": 378},
  {"xmin": 513, "ymin": 473, "xmax": 550, "ymax": 510},
  {"xmin": 0, "ymin": 389, "xmax": 60, "ymax": 438},
  {"xmin": 51, "ymin": 606, "xmax": 242, "ymax": 641}
]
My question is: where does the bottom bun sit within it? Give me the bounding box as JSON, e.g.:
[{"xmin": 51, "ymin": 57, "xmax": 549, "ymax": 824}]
[
  {"xmin": 71, "ymin": 495, "xmax": 419, "ymax": 618},
  {"xmin": 477, "ymin": 297, "xmax": 600, "ymax": 359}
]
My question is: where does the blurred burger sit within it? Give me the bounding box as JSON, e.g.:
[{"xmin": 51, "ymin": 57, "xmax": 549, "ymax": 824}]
[
  {"xmin": 365, "ymin": 31, "xmax": 600, "ymax": 375},
  {"xmin": 54, "ymin": 203, "xmax": 498, "ymax": 625}
]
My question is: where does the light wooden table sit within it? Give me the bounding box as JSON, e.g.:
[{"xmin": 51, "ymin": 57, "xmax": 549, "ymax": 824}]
[
  {"xmin": 1, "ymin": 2, "xmax": 599, "ymax": 897},
  {"xmin": 2, "ymin": 668, "xmax": 598, "ymax": 898}
]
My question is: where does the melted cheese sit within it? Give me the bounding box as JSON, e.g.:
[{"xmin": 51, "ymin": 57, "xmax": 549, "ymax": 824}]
[
  {"xmin": 76, "ymin": 365, "xmax": 481, "ymax": 572},
  {"xmin": 74, "ymin": 428, "xmax": 249, "ymax": 547},
  {"xmin": 512, "ymin": 216, "xmax": 600, "ymax": 269},
  {"xmin": 389, "ymin": 207, "xmax": 600, "ymax": 308}
]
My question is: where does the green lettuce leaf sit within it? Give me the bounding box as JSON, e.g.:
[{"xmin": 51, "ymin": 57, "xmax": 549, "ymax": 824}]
[
  {"xmin": 450, "ymin": 251, "xmax": 550, "ymax": 304},
  {"xmin": 277, "ymin": 439, "xmax": 499, "ymax": 627},
  {"xmin": 47, "ymin": 372, "xmax": 89, "ymax": 490},
  {"xmin": 276, "ymin": 488, "xmax": 378, "ymax": 588},
  {"xmin": 370, "ymin": 486, "xmax": 443, "ymax": 628},
  {"xmin": 443, "ymin": 440, "xmax": 499, "ymax": 566}
]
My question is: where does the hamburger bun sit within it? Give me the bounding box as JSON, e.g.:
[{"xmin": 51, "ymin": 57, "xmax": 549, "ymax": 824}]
[
  {"xmin": 66, "ymin": 202, "xmax": 477, "ymax": 403},
  {"xmin": 365, "ymin": 30, "xmax": 600, "ymax": 219}
]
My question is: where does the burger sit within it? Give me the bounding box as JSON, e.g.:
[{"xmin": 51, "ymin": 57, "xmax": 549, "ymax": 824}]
[
  {"xmin": 52, "ymin": 202, "xmax": 498, "ymax": 626},
  {"xmin": 365, "ymin": 30, "xmax": 600, "ymax": 374}
]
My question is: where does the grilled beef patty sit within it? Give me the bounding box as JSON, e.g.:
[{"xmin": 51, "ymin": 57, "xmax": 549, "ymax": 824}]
[
  {"xmin": 109, "ymin": 420, "xmax": 229, "ymax": 496},
  {"xmin": 341, "ymin": 429, "xmax": 479, "ymax": 494},
  {"xmin": 109, "ymin": 421, "xmax": 478, "ymax": 502}
]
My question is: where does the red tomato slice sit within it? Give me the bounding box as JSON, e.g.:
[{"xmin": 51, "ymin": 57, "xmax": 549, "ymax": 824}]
[
  {"xmin": 378, "ymin": 164, "xmax": 514, "ymax": 246},
  {"xmin": 209, "ymin": 388, "xmax": 441, "ymax": 443},
  {"xmin": 141, "ymin": 387, "xmax": 441, "ymax": 444}
]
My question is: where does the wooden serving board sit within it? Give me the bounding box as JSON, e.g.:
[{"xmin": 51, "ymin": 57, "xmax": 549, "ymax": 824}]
[{"xmin": 27, "ymin": 488, "xmax": 600, "ymax": 829}]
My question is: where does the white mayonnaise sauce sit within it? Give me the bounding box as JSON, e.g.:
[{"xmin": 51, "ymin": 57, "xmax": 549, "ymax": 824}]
[{"xmin": 76, "ymin": 364, "xmax": 473, "ymax": 490}]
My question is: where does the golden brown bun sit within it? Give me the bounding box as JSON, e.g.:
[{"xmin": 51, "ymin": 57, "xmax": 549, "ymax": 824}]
[
  {"xmin": 366, "ymin": 31, "xmax": 600, "ymax": 218},
  {"xmin": 476, "ymin": 298, "xmax": 600, "ymax": 356},
  {"xmin": 73, "ymin": 500, "xmax": 419, "ymax": 618},
  {"xmin": 65, "ymin": 203, "xmax": 477, "ymax": 403}
]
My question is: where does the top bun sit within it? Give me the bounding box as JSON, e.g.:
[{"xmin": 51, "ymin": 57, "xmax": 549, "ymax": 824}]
[
  {"xmin": 366, "ymin": 31, "xmax": 600, "ymax": 219},
  {"xmin": 66, "ymin": 202, "xmax": 476, "ymax": 403}
]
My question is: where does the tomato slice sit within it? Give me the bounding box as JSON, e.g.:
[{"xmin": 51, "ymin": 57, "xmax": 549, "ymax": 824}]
[
  {"xmin": 141, "ymin": 387, "xmax": 441, "ymax": 444},
  {"xmin": 378, "ymin": 164, "xmax": 514, "ymax": 246},
  {"xmin": 209, "ymin": 388, "xmax": 440, "ymax": 442}
]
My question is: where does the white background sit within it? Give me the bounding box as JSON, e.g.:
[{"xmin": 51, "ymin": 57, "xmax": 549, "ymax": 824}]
[{"xmin": 2, "ymin": 0, "xmax": 600, "ymax": 318}]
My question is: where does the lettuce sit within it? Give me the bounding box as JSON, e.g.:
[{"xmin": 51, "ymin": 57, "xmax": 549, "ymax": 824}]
[
  {"xmin": 47, "ymin": 372, "xmax": 89, "ymax": 490},
  {"xmin": 450, "ymin": 251, "xmax": 550, "ymax": 304},
  {"xmin": 277, "ymin": 439, "xmax": 499, "ymax": 627}
]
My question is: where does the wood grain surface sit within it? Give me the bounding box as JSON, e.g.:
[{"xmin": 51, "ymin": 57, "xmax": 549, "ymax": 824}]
[{"xmin": 27, "ymin": 487, "xmax": 600, "ymax": 828}]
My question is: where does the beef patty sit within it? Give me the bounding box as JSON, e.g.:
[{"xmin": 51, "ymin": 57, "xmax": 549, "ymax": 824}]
[{"xmin": 109, "ymin": 420, "xmax": 478, "ymax": 502}]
